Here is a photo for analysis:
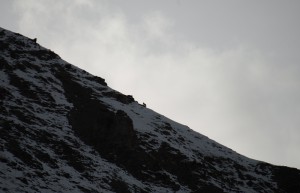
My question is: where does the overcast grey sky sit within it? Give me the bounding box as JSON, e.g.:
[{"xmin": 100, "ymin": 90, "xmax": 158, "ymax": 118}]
[{"xmin": 1, "ymin": 0, "xmax": 300, "ymax": 169}]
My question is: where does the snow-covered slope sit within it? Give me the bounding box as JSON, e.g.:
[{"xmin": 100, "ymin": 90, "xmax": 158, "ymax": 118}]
[{"xmin": 0, "ymin": 27, "xmax": 300, "ymax": 193}]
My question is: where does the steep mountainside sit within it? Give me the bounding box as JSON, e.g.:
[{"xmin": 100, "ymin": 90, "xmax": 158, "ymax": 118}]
[{"xmin": 0, "ymin": 27, "xmax": 300, "ymax": 193}]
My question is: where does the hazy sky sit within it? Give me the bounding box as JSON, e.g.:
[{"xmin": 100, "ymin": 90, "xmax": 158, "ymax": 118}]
[{"xmin": 1, "ymin": 0, "xmax": 300, "ymax": 169}]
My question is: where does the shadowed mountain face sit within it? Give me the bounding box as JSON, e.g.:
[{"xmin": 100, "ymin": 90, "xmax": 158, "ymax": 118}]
[{"xmin": 0, "ymin": 27, "xmax": 300, "ymax": 193}]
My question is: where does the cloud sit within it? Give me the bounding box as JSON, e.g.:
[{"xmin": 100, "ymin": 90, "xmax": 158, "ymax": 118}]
[{"xmin": 11, "ymin": 0, "xmax": 300, "ymax": 168}]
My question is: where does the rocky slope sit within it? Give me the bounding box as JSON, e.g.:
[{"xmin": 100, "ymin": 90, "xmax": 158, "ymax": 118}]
[{"xmin": 0, "ymin": 27, "xmax": 300, "ymax": 193}]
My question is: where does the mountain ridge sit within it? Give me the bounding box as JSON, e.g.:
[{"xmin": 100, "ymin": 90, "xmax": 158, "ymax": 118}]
[{"xmin": 1, "ymin": 27, "xmax": 300, "ymax": 193}]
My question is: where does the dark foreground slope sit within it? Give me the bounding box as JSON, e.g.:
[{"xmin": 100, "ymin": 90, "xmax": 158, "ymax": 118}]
[{"xmin": 0, "ymin": 27, "xmax": 299, "ymax": 193}]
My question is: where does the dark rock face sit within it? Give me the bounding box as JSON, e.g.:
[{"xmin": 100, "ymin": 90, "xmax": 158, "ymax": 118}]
[
  {"xmin": 1, "ymin": 27, "xmax": 300, "ymax": 193},
  {"xmin": 273, "ymin": 166, "xmax": 300, "ymax": 192},
  {"xmin": 57, "ymin": 68, "xmax": 137, "ymax": 155}
]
